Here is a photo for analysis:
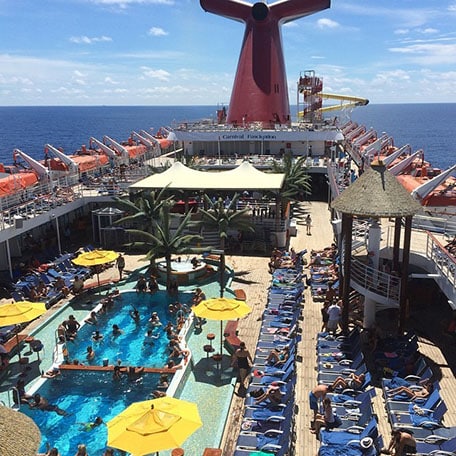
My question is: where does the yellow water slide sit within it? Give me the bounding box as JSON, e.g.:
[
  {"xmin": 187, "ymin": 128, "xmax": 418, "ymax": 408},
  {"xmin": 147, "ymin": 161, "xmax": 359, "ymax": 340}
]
[
  {"xmin": 318, "ymin": 92, "xmax": 369, "ymax": 112},
  {"xmin": 299, "ymin": 92, "xmax": 369, "ymax": 118}
]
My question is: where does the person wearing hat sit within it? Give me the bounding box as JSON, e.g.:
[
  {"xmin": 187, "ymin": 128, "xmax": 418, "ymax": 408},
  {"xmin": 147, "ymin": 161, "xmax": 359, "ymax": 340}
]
[{"xmin": 384, "ymin": 429, "xmax": 416, "ymax": 455}]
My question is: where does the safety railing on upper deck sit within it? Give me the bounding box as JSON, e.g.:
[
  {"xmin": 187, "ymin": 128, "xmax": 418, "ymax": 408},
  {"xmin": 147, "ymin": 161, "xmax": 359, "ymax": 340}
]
[
  {"xmin": 426, "ymin": 231, "xmax": 456, "ymax": 288},
  {"xmin": 350, "ymin": 258, "xmax": 401, "ymax": 306}
]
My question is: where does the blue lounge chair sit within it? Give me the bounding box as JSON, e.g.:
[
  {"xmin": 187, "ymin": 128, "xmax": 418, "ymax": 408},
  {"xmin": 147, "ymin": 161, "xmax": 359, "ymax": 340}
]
[
  {"xmin": 381, "ymin": 366, "xmax": 433, "ymax": 393},
  {"xmin": 415, "ymin": 436, "xmax": 456, "ymax": 454},
  {"xmin": 317, "ymin": 364, "xmax": 367, "ymax": 385},
  {"xmin": 389, "ymin": 400, "xmax": 448, "ymax": 430},
  {"xmin": 242, "ymin": 401, "xmax": 292, "ymax": 422},
  {"xmin": 406, "ymin": 426, "xmax": 456, "ymax": 442},
  {"xmin": 385, "ymin": 388, "xmax": 442, "ymax": 415},
  {"xmin": 318, "ymin": 352, "xmax": 365, "ymax": 374},
  {"xmin": 319, "ymin": 416, "xmax": 379, "ymax": 446},
  {"xmin": 245, "ymin": 376, "xmax": 295, "ymax": 408}
]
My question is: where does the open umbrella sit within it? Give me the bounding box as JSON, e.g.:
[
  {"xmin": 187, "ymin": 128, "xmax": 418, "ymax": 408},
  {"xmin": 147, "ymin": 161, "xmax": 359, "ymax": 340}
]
[
  {"xmin": 192, "ymin": 297, "xmax": 251, "ymax": 356},
  {"xmin": 107, "ymin": 397, "xmax": 202, "ymax": 456},
  {"xmin": 0, "ymin": 301, "xmax": 47, "ymax": 360},
  {"xmin": 72, "ymin": 249, "xmax": 119, "ymax": 287}
]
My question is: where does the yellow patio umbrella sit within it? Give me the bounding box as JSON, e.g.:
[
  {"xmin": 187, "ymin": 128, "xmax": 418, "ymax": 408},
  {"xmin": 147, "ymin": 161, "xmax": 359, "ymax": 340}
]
[
  {"xmin": 193, "ymin": 297, "xmax": 251, "ymax": 356},
  {"xmin": 72, "ymin": 249, "xmax": 119, "ymax": 287},
  {"xmin": 107, "ymin": 397, "xmax": 202, "ymax": 456},
  {"xmin": 0, "ymin": 301, "xmax": 47, "ymax": 360}
]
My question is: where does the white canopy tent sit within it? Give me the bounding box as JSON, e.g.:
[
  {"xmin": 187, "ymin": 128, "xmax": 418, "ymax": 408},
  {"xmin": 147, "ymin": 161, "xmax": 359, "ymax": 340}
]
[{"xmin": 130, "ymin": 161, "xmax": 285, "ymax": 191}]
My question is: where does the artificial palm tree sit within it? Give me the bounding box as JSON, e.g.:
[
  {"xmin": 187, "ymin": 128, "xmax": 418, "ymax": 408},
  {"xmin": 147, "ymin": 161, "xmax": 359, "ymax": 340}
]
[
  {"xmin": 198, "ymin": 193, "xmax": 254, "ymax": 296},
  {"xmin": 198, "ymin": 193, "xmax": 255, "ymax": 250},
  {"xmin": 113, "ymin": 186, "xmax": 173, "ymax": 234},
  {"xmin": 270, "ymin": 154, "xmax": 312, "ymax": 239},
  {"xmin": 119, "ymin": 201, "xmax": 205, "ymax": 290},
  {"xmin": 272, "ymin": 154, "xmax": 312, "ymax": 204}
]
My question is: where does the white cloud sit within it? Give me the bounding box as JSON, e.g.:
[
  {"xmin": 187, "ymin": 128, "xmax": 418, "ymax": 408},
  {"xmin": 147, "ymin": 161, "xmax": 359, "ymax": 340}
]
[
  {"xmin": 140, "ymin": 67, "xmax": 171, "ymax": 81},
  {"xmin": 316, "ymin": 18, "xmax": 339, "ymax": 29},
  {"xmin": 389, "ymin": 43, "xmax": 456, "ymax": 65},
  {"xmin": 394, "ymin": 29, "xmax": 409, "ymax": 35},
  {"xmin": 104, "ymin": 76, "xmax": 119, "ymax": 84},
  {"xmin": 420, "ymin": 28, "xmax": 438, "ymax": 34},
  {"xmin": 148, "ymin": 27, "xmax": 168, "ymax": 37},
  {"xmin": 86, "ymin": 0, "xmax": 174, "ymax": 9},
  {"xmin": 69, "ymin": 35, "xmax": 112, "ymax": 44}
]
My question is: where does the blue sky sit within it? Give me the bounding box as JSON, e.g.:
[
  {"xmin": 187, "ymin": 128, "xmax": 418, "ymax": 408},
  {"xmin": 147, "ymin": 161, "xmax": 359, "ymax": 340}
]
[{"xmin": 1, "ymin": 0, "xmax": 455, "ymax": 106}]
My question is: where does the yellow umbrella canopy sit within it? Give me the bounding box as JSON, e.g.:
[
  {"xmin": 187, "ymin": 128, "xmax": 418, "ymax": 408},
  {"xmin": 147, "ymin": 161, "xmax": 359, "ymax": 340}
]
[
  {"xmin": 72, "ymin": 249, "xmax": 119, "ymax": 267},
  {"xmin": 193, "ymin": 297, "xmax": 251, "ymax": 355},
  {"xmin": 72, "ymin": 249, "xmax": 119, "ymax": 288},
  {"xmin": 0, "ymin": 301, "xmax": 47, "ymax": 327},
  {"xmin": 0, "ymin": 301, "xmax": 47, "ymax": 360},
  {"xmin": 107, "ymin": 397, "xmax": 202, "ymax": 456},
  {"xmin": 193, "ymin": 297, "xmax": 251, "ymax": 320}
]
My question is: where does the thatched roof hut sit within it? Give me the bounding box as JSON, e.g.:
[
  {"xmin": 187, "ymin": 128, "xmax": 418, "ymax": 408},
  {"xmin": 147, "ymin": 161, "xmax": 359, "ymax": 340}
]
[
  {"xmin": 0, "ymin": 406, "xmax": 41, "ymax": 456},
  {"xmin": 331, "ymin": 160, "xmax": 421, "ymax": 217}
]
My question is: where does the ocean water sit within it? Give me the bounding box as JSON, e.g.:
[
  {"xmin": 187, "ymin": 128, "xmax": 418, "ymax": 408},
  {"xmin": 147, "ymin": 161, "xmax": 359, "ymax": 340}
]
[{"xmin": 0, "ymin": 104, "xmax": 454, "ymax": 170}]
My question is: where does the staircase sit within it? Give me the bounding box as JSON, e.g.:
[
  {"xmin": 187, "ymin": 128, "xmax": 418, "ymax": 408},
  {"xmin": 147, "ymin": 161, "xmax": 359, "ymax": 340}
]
[{"xmin": 349, "ymin": 258, "xmax": 400, "ymax": 308}]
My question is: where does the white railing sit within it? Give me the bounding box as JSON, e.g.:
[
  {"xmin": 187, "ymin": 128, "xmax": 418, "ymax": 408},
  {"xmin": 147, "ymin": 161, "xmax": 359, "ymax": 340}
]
[
  {"xmin": 350, "ymin": 258, "xmax": 400, "ymax": 304},
  {"xmin": 426, "ymin": 232, "xmax": 456, "ymax": 287}
]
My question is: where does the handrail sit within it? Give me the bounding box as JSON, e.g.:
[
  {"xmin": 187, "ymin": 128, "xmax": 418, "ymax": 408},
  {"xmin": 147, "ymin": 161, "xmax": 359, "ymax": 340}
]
[
  {"xmin": 426, "ymin": 231, "xmax": 456, "ymax": 287},
  {"xmin": 350, "ymin": 258, "xmax": 400, "ymax": 303}
]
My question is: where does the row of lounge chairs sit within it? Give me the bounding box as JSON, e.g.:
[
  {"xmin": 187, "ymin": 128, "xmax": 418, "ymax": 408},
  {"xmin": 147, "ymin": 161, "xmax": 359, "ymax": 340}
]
[
  {"xmin": 308, "ymin": 248, "xmax": 339, "ymax": 301},
  {"xmin": 12, "ymin": 250, "xmax": 93, "ymax": 307},
  {"xmin": 233, "ymin": 256, "xmax": 305, "ymax": 455},
  {"xmin": 380, "ymin": 337, "xmax": 456, "ymax": 455},
  {"xmin": 315, "ymin": 326, "xmax": 382, "ymax": 456}
]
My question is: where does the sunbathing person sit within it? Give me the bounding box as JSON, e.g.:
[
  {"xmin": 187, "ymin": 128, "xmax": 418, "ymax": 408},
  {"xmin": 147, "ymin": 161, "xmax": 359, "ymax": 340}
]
[
  {"xmin": 265, "ymin": 346, "xmax": 290, "ymax": 366},
  {"xmin": 331, "ymin": 372, "xmax": 366, "ymax": 391},
  {"xmin": 254, "ymin": 383, "xmax": 283, "ymax": 405},
  {"xmin": 386, "ymin": 382, "xmax": 433, "ymax": 400}
]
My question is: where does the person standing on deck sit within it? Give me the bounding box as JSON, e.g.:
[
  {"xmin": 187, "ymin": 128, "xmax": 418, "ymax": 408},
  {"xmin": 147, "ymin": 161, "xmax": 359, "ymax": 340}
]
[
  {"xmin": 306, "ymin": 214, "xmax": 312, "ymax": 235},
  {"xmin": 116, "ymin": 254, "xmax": 125, "ymax": 280},
  {"xmin": 232, "ymin": 341, "xmax": 253, "ymax": 392}
]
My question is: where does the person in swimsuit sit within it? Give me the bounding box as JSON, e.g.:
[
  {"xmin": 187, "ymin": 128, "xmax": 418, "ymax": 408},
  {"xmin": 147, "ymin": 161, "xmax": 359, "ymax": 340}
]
[
  {"xmin": 29, "ymin": 393, "xmax": 68, "ymax": 416},
  {"xmin": 311, "ymin": 397, "xmax": 342, "ymax": 436},
  {"xmin": 309, "ymin": 384, "xmax": 333, "ymax": 426},
  {"xmin": 232, "ymin": 341, "xmax": 253, "ymax": 390},
  {"xmin": 385, "ymin": 429, "xmax": 416, "ymax": 455},
  {"xmin": 331, "ymin": 372, "xmax": 365, "ymax": 391}
]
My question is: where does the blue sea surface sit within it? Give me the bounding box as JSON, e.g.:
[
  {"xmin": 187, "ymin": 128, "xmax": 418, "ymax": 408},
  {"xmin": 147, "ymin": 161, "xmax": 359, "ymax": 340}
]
[
  {"xmin": 0, "ymin": 104, "xmax": 454, "ymax": 169},
  {"xmin": 348, "ymin": 103, "xmax": 456, "ymax": 171}
]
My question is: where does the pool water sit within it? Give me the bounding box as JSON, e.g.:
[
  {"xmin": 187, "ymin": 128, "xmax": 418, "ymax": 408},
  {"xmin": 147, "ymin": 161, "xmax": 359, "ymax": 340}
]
[
  {"xmin": 66, "ymin": 291, "xmax": 191, "ymax": 368},
  {"xmin": 21, "ymin": 370, "xmax": 161, "ymax": 454}
]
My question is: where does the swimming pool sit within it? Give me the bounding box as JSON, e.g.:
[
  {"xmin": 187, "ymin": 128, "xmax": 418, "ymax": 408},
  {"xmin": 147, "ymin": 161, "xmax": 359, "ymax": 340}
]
[
  {"xmin": 66, "ymin": 291, "xmax": 191, "ymax": 368},
  {"xmin": 21, "ymin": 370, "xmax": 161, "ymax": 454}
]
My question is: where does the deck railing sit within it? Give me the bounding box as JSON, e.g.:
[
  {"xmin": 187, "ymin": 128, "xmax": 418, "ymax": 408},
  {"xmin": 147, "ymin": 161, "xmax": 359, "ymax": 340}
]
[{"xmin": 350, "ymin": 258, "xmax": 400, "ymax": 305}]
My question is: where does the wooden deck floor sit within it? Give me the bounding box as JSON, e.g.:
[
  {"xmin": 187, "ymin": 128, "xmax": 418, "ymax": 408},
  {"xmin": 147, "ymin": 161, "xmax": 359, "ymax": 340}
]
[{"xmin": 220, "ymin": 200, "xmax": 456, "ymax": 455}]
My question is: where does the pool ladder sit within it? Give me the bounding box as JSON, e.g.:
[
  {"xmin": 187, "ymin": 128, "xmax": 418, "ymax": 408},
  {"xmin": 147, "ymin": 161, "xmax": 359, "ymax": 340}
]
[{"xmin": 4, "ymin": 387, "xmax": 21, "ymax": 410}]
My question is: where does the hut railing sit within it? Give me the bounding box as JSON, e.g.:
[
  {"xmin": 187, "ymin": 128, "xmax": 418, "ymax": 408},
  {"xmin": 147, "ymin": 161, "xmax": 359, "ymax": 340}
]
[{"xmin": 350, "ymin": 258, "xmax": 400, "ymax": 304}]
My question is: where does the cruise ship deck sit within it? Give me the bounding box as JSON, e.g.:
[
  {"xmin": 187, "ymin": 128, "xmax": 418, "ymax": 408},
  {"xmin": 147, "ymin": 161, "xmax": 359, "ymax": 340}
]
[{"xmin": 219, "ymin": 200, "xmax": 456, "ymax": 455}]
